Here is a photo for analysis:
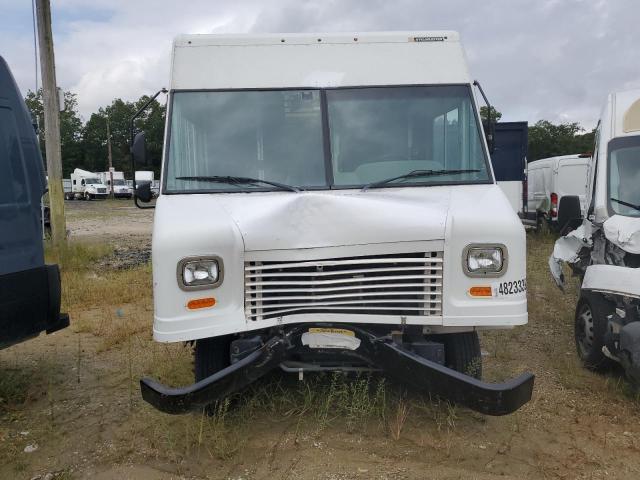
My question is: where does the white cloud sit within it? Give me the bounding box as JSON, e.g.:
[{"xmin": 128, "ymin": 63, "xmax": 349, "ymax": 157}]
[{"xmin": 1, "ymin": 0, "xmax": 638, "ymax": 127}]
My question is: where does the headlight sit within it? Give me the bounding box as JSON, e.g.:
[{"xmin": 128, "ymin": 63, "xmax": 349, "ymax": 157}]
[
  {"xmin": 463, "ymin": 245, "xmax": 506, "ymax": 277},
  {"xmin": 177, "ymin": 256, "xmax": 223, "ymax": 290}
]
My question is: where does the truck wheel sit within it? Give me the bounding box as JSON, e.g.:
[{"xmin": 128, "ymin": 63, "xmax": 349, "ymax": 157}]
[
  {"xmin": 575, "ymin": 292, "xmax": 615, "ymax": 371},
  {"xmin": 194, "ymin": 335, "xmax": 233, "ymax": 381},
  {"xmin": 439, "ymin": 332, "xmax": 482, "ymax": 379}
]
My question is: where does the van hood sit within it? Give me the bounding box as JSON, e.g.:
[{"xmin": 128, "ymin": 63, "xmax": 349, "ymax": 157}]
[{"xmin": 216, "ymin": 188, "xmax": 450, "ymax": 251}]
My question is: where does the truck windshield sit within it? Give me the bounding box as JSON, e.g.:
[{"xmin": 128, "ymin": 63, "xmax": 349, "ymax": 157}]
[
  {"xmin": 113, "ymin": 179, "xmax": 125, "ymax": 186},
  {"xmin": 609, "ymin": 136, "xmax": 640, "ymax": 217},
  {"xmin": 85, "ymin": 178, "xmax": 100, "ymax": 184},
  {"xmin": 165, "ymin": 86, "xmax": 490, "ymax": 193}
]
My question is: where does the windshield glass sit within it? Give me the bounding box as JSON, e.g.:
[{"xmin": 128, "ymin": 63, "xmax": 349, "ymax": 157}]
[
  {"xmin": 327, "ymin": 86, "xmax": 488, "ymax": 186},
  {"xmin": 85, "ymin": 178, "xmax": 100, "ymax": 184},
  {"xmin": 165, "ymin": 86, "xmax": 490, "ymax": 193},
  {"xmin": 608, "ymin": 136, "xmax": 640, "ymax": 217},
  {"xmin": 113, "ymin": 179, "xmax": 125, "ymax": 185}
]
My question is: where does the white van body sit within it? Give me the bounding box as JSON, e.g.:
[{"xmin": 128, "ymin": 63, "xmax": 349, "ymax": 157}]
[
  {"xmin": 139, "ymin": 32, "xmax": 533, "ymax": 416},
  {"xmin": 527, "ymin": 154, "xmax": 590, "ymax": 225},
  {"xmin": 550, "ymin": 89, "xmax": 640, "ymax": 382},
  {"xmin": 153, "ymin": 32, "xmax": 527, "ymax": 341},
  {"xmin": 98, "ymin": 170, "xmax": 132, "ymax": 198},
  {"xmin": 68, "ymin": 168, "xmax": 108, "ymax": 200}
]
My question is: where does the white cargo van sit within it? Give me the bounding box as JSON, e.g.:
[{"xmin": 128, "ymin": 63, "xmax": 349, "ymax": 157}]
[
  {"xmin": 133, "ymin": 32, "xmax": 534, "ymax": 416},
  {"xmin": 98, "ymin": 170, "xmax": 132, "ymax": 198},
  {"xmin": 527, "ymin": 154, "xmax": 591, "ymax": 230},
  {"xmin": 67, "ymin": 168, "xmax": 108, "ymax": 200},
  {"xmin": 550, "ymin": 89, "xmax": 640, "ymax": 384}
]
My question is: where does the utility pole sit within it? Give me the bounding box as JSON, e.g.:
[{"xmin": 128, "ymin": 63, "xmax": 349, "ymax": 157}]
[
  {"xmin": 106, "ymin": 114, "xmax": 114, "ymax": 199},
  {"xmin": 35, "ymin": 0, "xmax": 66, "ymax": 249}
]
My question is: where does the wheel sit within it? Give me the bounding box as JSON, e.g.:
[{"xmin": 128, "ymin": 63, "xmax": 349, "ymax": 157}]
[
  {"xmin": 575, "ymin": 292, "xmax": 615, "ymax": 370},
  {"xmin": 194, "ymin": 335, "xmax": 233, "ymax": 382},
  {"xmin": 85, "ymin": 193, "xmax": 91, "ymax": 201},
  {"xmin": 436, "ymin": 332, "xmax": 482, "ymax": 379}
]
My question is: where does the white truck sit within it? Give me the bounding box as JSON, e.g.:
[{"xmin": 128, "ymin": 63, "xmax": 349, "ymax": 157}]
[
  {"xmin": 133, "ymin": 32, "xmax": 534, "ymax": 415},
  {"xmin": 550, "ymin": 89, "xmax": 640, "ymax": 383},
  {"xmin": 98, "ymin": 170, "xmax": 132, "ymax": 198},
  {"xmin": 527, "ymin": 154, "xmax": 591, "ymax": 231},
  {"xmin": 66, "ymin": 168, "xmax": 108, "ymax": 200}
]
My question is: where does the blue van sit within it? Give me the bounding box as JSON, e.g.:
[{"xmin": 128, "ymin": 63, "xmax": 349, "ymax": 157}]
[{"xmin": 0, "ymin": 55, "xmax": 68, "ymax": 348}]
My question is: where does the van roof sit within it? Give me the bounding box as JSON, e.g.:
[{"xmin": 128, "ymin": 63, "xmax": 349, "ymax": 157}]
[
  {"xmin": 528, "ymin": 154, "xmax": 591, "ymax": 168},
  {"xmin": 170, "ymin": 31, "xmax": 470, "ymax": 90}
]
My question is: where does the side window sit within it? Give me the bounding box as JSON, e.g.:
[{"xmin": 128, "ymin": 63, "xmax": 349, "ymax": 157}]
[
  {"xmin": 0, "ymin": 107, "xmax": 28, "ymax": 205},
  {"xmin": 81, "ymin": 179, "xmax": 85, "ymax": 186}
]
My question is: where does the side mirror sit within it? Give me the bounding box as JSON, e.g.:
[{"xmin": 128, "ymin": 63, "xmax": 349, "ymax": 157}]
[
  {"xmin": 135, "ymin": 181, "xmax": 153, "ymax": 203},
  {"xmin": 482, "ymin": 119, "xmax": 496, "ymax": 154},
  {"xmin": 558, "ymin": 195, "xmax": 582, "ymax": 235},
  {"xmin": 132, "ymin": 132, "xmax": 147, "ymax": 166}
]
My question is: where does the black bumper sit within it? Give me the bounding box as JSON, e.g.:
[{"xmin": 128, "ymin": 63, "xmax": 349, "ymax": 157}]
[
  {"xmin": 0, "ymin": 264, "xmax": 69, "ymax": 349},
  {"xmin": 141, "ymin": 326, "xmax": 534, "ymax": 416}
]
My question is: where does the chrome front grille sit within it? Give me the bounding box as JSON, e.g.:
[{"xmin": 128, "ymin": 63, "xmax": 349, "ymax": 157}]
[
  {"xmin": 98, "ymin": 188, "xmax": 107, "ymax": 193},
  {"xmin": 245, "ymin": 252, "xmax": 443, "ymax": 321}
]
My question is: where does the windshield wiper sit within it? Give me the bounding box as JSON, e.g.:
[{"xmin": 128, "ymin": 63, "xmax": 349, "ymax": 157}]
[
  {"xmin": 361, "ymin": 169, "xmax": 480, "ymax": 191},
  {"xmin": 175, "ymin": 176, "xmax": 300, "ymax": 192},
  {"xmin": 611, "ymin": 197, "xmax": 640, "ymax": 212}
]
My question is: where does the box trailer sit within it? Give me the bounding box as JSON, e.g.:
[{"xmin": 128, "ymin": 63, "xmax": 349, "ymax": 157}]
[
  {"xmin": 0, "ymin": 55, "xmax": 69, "ymax": 348},
  {"xmin": 550, "ymin": 89, "xmax": 640, "ymax": 383},
  {"xmin": 133, "ymin": 31, "xmax": 534, "ymax": 416},
  {"xmin": 490, "ymin": 121, "xmax": 528, "ymax": 220}
]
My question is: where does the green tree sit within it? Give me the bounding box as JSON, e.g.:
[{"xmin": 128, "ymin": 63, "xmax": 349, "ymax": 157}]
[
  {"xmin": 81, "ymin": 96, "xmax": 166, "ymax": 177},
  {"xmin": 480, "ymin": 106, "xmax": 502, "ymax": 122},
  {"xmin": 528, "ymin": 120, "xmax": 595, "ymax": 161},
  {"xmin": 24, "ymin": 89, "xmax": 84, "ymax": 176}
]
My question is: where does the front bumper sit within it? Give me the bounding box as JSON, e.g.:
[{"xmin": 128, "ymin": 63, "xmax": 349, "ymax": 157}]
[{"xmin": 141, "ymin": 325, "xmax": 534, "ymax": 416}]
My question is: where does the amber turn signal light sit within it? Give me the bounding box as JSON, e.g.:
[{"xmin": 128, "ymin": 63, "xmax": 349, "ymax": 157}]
[
  {"xmin": 187, "ymin": 297, "xmax": 216, "ymax": 310},
  {"xmin": 469, "ymin": 286, "xmax": 492, "ymax": 297}
]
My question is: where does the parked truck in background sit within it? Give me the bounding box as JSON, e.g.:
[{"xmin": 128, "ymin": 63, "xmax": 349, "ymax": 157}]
[
  {"xmin": 66, "ymin": 168, "xmax": 108, "ymax": 200},
  {"xmin": 98, "ymin": 170, "xmax": 133, "ymax": 198},
  {"xmin": 0, "ymin": 55, "xmax": 69, "ymax": 348},
  {"xmin": 527, "ymin": 154, "xmax": 591, "ymax": 231},
  {"xmin": 133, "ymin": 31, "xmax": 534, "ymax": 416},
  {"xmin": 550, "ymin": 89, "xmax": 640, "ymax": 384}
]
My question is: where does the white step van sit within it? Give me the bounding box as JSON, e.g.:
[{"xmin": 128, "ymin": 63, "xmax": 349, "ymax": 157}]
[
  {"xmin": 551, "ymin": 89, "xmax": 640, "ymax": 384},
  {"xmin": 527, "ymin": 154, "xmax": 591, "ymax": 230},
  {"xmin": 133, "ymin": 32, "xmax": 534, "ymax": 415}
]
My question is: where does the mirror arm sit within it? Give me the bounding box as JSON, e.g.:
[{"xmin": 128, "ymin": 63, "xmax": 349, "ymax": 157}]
[
  {"xmin": 130, "ymin": 87, "xmax": 168, "ymax": 210},
  {"xmin": 473, "ymin": 80, "xmax": 494, "ymax": 152}
]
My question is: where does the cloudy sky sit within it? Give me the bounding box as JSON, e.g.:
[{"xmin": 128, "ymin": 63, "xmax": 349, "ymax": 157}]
[{"xmin": 1, "ymin": 0, "xmax": 638, "ymax": 129}]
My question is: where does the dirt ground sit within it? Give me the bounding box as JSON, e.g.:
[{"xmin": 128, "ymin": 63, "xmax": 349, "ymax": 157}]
[{"xmin": 2, "ymin": 199, "xmax": 640, "ymax": 480}]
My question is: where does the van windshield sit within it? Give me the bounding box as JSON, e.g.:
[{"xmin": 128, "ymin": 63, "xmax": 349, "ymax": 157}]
[
  {"xmin": 165, "ymin": 86, "xmax": 490, "ymax": 193},
  {"xmin": 609, "ymin": 137, "xmax": 640, "ymax": 217}
]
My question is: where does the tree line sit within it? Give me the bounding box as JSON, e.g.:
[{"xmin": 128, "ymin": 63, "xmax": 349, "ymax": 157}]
[
  {"xmin": 25, "ymin": 94, "xmax": 596, "ymax": 179},
  {"xmin": 480, "ymin": 106, "xmax": 595, "ymax": 161},
  {"xmin": 25, "ymin": 89, "xmax": 165, "ymax": 178}
]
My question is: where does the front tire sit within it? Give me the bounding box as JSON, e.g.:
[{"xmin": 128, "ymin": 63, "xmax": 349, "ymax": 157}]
[
  {"xmin": 575, "ymin": 292, "xmax": 615, "ymax": 371},
  {"xmin": 435, "ymin": 332, "xmax": 482, "ymax": 379},
  {"xmin": 194, "ymin": 335, "xmax": 233, "ymax": 382}
]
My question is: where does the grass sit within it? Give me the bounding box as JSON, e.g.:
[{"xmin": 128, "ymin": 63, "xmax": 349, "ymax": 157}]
[{"xmin": 6, "ymin": 231, "xmax": 640, "ymax": 477}]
